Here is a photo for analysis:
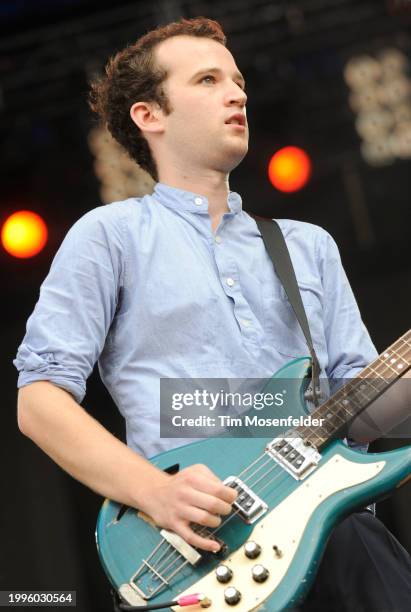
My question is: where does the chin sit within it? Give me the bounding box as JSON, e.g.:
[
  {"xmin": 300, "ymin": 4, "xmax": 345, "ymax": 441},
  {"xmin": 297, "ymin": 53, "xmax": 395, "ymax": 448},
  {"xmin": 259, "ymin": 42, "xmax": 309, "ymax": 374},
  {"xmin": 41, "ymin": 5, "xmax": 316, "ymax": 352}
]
[
  {"xmin": 225, "ymin": 147, "xmax": 248, "ymax": 171},
  {"xmin": 210, "ymin": 141, "xmax": 248, "ymax": 173}
]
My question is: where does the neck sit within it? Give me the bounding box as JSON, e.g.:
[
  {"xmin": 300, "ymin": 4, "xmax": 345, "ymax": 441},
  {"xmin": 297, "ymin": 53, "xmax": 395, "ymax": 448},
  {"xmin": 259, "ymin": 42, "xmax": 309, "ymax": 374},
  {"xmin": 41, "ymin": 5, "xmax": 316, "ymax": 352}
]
[{"xmin": 158, "ymin": 163, "xmax": 231, "ymax": 221}]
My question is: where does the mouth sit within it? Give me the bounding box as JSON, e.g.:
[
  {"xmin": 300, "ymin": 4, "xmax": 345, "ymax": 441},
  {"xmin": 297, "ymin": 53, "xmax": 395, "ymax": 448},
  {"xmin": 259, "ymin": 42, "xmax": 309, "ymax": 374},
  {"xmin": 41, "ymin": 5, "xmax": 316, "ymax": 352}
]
[
  {"xmin": 225, "ymin": 113, "xmax": 247, "ymax": 129},
  {"xmin": 226, "ymin": 123, "xmax": 246, "ymax": 131}
]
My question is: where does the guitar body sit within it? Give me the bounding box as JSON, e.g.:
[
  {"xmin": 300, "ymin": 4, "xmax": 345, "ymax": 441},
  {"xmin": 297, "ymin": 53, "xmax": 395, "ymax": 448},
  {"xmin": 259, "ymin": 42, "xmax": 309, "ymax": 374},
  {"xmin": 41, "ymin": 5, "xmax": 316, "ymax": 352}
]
[{"xmin": 96, "ymin": 358, "xmax": 411, "ymax": 611}]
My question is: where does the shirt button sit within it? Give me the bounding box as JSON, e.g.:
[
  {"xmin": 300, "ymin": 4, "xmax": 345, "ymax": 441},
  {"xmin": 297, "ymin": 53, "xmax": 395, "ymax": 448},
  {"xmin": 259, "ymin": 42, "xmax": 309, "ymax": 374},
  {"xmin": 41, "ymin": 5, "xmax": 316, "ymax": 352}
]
[
  {"xmin": 226, "ymin": 277, "xmax": 235, "ymax": 287},
  {"xmin": 194, "ymin": 197, "xmax": 203, "ymax": 206},
  {"xmin": 241, "ymin": 319, "xmax": 251, "ymax": 327},
  {"xmin": 215, "ymin": 235, "xmax": 222, "ymax": 243}
]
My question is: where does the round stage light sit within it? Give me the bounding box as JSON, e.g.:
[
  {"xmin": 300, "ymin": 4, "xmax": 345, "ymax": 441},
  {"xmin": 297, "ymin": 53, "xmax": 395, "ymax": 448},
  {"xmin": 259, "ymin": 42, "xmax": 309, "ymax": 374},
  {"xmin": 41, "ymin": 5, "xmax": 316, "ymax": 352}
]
[
  {"xmin": 268, "ymin": 146, "xmax": 312, "ymax": 193},
  {"xmin": 1, "ymin": 210, "xmax": 48, "ymax": 258}
]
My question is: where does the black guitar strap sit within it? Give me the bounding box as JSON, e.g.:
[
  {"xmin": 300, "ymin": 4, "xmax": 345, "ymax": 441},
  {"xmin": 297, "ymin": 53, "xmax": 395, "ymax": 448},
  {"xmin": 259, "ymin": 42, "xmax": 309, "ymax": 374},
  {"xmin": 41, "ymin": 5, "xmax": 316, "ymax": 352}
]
[{"xmin": 254, "ymin": 216, "xmax": 321, "ymax": 406}]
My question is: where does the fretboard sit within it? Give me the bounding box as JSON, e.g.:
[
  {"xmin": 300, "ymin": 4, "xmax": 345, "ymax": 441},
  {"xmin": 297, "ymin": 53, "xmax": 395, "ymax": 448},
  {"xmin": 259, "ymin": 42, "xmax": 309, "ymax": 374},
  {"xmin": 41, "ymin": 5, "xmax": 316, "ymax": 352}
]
[{"xmin": 294, "ymin": 329, "xmax": 411, "ymax": 449}]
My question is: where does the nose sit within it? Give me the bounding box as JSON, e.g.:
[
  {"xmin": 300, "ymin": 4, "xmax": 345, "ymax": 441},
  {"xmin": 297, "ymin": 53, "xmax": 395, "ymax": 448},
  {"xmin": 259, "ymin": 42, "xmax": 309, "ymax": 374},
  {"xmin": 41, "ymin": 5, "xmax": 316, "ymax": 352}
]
[{"xmin": 225, "ymin": 82, "xmax": 247, "ymax": 108}]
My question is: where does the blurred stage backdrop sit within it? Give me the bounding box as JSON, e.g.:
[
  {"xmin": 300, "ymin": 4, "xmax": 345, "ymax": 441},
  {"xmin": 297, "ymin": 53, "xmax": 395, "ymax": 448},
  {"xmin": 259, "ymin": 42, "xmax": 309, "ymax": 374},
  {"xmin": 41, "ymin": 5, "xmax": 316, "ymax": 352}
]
[{"xmin": 1, "ymin": 1, "xmax": 411, "ymax": 610}]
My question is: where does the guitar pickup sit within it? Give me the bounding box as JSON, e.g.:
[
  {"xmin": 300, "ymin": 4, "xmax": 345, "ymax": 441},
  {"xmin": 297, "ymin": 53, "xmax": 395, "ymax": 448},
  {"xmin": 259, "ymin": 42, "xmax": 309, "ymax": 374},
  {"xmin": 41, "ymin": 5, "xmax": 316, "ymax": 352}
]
[
  {"xmin": 224, "ymin": 476, "xmax": 268, "ymax": 524},
  {"xmin": 266, "ymin": 436, "xmax": 322, "ymax": 480}
]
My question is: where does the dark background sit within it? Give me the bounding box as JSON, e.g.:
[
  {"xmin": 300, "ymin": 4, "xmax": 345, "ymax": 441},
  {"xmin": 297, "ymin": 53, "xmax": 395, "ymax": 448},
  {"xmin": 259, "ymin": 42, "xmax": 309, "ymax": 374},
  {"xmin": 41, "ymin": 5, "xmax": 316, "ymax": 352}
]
[{"xmin": 1, "ymin": 1, "xmax": 411, "ymax": 610}]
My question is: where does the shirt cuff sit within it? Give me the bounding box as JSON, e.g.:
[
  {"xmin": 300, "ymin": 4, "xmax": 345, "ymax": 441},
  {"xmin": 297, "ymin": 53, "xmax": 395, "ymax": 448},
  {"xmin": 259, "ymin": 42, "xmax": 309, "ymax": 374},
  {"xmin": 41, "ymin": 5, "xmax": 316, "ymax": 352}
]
[{"xmin": 14, "ymin": 345, "xmax": 86, "ymax": 404}]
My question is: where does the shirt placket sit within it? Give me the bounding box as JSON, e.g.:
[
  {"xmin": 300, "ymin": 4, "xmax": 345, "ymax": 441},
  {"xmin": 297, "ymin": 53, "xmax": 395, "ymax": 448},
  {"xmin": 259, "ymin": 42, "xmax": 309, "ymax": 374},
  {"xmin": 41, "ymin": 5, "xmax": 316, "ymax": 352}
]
[{"xmin": 212, "ymin": 218, "xmax": 263, "ymax": 359}]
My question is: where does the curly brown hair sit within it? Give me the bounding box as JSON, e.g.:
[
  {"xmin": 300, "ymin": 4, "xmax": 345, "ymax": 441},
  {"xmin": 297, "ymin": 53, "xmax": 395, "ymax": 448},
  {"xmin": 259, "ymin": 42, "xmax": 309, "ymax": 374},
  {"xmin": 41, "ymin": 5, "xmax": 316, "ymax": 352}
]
[{"xmin": 89, "ymin": 17, "xmax": 226, "ymax": 182}]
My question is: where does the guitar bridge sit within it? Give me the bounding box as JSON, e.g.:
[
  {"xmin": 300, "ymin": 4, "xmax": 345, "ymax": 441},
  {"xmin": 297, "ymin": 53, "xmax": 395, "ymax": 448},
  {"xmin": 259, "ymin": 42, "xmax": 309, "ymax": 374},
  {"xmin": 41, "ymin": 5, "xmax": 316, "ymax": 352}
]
[
  {"xmin": 266, "ymin": 436, "xmax": 322, "ymax": 480},
  {"xmin": 224, "ymin": 476, "xmax": 268, "ymax": 524}
]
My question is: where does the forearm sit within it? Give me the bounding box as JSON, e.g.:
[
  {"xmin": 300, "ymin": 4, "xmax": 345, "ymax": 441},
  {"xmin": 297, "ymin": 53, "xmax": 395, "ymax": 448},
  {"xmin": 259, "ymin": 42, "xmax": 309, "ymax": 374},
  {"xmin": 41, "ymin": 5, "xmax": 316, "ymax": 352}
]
[{"xmin": 17, "ymin": 381, "xmax": 164, "ymax": 512}]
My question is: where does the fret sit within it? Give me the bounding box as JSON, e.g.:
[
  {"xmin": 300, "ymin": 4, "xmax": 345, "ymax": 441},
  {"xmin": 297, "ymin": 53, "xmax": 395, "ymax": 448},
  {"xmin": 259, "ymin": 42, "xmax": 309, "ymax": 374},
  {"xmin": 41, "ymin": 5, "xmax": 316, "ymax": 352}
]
[
  {"xmin": 388, "ymin": 347, "xmax": 410, "ymax": 370},
  {"xmin": 332, "ymin": 403, "xmax": 355, "ymax": 422},
  {"xmin": 374, "ymin": 358, "xmax": 399, "ymax": 376},
  {"xmin": 390, "ymin": 335, "xmax": 411, "ymax": 362},
  {"xmin": 296, "ymin": 425, "xmax": 325, "ymax": 446},
  {"xmin": 366, "ymin": 336, "xmax": 411, "ymax": 377},
  {"xmin": 367, "ymin": 356, "xmax": 398, "ymax": 378},
  {"xmin": 309, "ymin": 435, "xmax": 328, "ymax": 447},
  {"xmin": 287, "ymin": 330, "xmax": 411, "ymax": 449},
  {"xmin": 385, "ymin": 361, "xmax": 403, "ymax": 375},
  {"xmin": 357, "ymin": 379, "xmax": 383, "ymax": 399},
  {"xmin": 350, "ymin": 390, "xmax": 367, "ymax": 404},
  {"xmin": 362, "ymin": 364, "xmax": 386, "ymax": 378},
  {"xmin": 304, "ymin": 408, "xmax": 346, "ymax": 445},
  {"xmin": 337, "ymin": 377, "xmax": 386, "ymax": 413},
  {"xmin": 321, "ymin": 398, "xmax": 343, "ymax": 420},
  {"xmin": 392, "ymin": 341, "xmax": 411, "ymax": 357},
  {"xmin": 338, "ymin": 390, "xmax": 361, "ymax": 410},
  {"xmin": 321, "ymin": 413, "xmax": 343, "ymax": 432},
  {"xmin": 303, "ymin": 428, "xmax": 325, "ymax": 445},
  {"xmin": 316, "ymin": 397, "xmax": 337, "ymax": 414},
  {"xmin": 361, "ymin": 378, "xmax": 386, "ymax": 398},
  {"xmin": 314, "ymin": 408, "xmax": 346, "ymax": 435},
  {"xmin": 387, "ymin": 351, "xmax": 408, "ymax": 365},
  {"xmin": 367, "ymin": 364, "xmax": 394, "ymax": 380},
  {"xmin": 305, "ymin": 428, "xmax": 323, "ymax": 445}
]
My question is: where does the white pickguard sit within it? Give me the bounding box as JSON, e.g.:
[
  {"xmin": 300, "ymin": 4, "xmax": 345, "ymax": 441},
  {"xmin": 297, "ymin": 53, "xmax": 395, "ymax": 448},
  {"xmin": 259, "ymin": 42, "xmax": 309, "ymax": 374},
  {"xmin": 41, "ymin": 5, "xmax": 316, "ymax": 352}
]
[{"xmin": 172, "ymin": 454, "xmax": 385, "ymax": 611}]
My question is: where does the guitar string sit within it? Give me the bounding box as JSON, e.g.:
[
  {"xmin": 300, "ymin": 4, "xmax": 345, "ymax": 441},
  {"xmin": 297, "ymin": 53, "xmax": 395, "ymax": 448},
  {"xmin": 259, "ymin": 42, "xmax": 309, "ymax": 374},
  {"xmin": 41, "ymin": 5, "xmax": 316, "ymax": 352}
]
[
  {"xmin": 139, "ymin": 454, "xmax": 277, "ymax": 589},
  {"xmin": 203, "ymin": 340, "xmax": 411, "ymax": 528},
  {"xmin": 141, "ymin": 341, "xmax": 411, "ymax": 589},
  {"xmin": 147, "ymin": 339, "xmax": 411, "ymax": 580},
  {"xmin": 142, "ymin": 342, "xmax": 411, "ymax": 591},
  {"xmin": 139, "ymin": 446, "xmax": 296, "ymax": 591},
  {"xmin": 139, "ymin": 341, "xmax": 411, "ymax": 590}
]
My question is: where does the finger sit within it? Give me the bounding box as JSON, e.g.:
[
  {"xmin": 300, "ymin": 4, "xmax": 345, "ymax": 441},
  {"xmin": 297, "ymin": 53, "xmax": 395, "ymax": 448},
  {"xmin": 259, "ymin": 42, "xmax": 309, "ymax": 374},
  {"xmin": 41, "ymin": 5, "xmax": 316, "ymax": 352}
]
[
  {"xmin": 195, "ymin": 477, "xmax": 238, "ymax": 505},
  {"xmin": 183, "ymin": 489, "xmax": 233, "ymax": 516},
  {"xmin": 184, "ymin": 470, "xmax": 238, "ymax": 502},
  {"xmin": 221, "ymin": 484, "xmax": 239, "ymax": 504},
  {"xmin": 177, "ymin": 522, "xmax": 221, "ymax": 553},
  {"xmin": 180, "ymin": 506, "xmax": 222, "ymax": 528}
]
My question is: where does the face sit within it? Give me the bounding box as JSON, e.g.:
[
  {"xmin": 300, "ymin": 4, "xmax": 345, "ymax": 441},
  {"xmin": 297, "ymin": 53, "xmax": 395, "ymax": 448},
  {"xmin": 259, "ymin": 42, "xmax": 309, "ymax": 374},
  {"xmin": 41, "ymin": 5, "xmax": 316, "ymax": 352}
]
[{"xmin": 154, "ymin": 35, "xmax": 248, "ymax": 174}]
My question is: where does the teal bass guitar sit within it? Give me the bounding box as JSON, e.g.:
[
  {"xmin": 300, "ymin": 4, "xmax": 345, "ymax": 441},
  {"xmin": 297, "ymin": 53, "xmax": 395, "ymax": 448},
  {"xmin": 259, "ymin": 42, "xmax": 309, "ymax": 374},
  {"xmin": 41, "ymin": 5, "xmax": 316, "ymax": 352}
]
[{"xmin": 96, "ymin": 330, "xmax": 411, "ymax": 611}]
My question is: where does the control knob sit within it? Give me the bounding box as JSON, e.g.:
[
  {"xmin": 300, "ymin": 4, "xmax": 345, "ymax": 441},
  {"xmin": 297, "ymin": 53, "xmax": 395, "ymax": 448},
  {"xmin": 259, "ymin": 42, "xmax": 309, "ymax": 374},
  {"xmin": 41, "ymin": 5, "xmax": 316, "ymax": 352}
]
[
  {"xmin": 215, "ymin": 564, "xmax": 233, "ymax": 583},
  {"xmin": 244, "ymin": 541, "xmax": 261, "ymax": 559},
  {"xmin": 252, "ymin": 564, "xmax": 269, "ymax": 583},
  {"xmin": 224, "ymin": 586, "xmax": 241, "ymax": 605}
]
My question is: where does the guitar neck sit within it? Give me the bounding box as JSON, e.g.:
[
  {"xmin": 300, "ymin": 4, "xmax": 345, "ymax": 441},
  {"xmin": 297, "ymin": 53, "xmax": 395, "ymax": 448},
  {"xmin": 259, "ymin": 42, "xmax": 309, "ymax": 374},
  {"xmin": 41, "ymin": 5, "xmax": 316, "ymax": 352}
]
[{"xmin": 294, "ymin": 329, "xmax": 411, "ymax": 449}]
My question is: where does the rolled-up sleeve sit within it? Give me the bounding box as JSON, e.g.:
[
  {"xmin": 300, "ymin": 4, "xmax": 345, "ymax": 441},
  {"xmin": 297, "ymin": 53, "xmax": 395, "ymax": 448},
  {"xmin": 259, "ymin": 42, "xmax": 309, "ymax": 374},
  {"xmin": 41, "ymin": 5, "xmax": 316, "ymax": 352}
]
[{"xmin": 13, "ymin": 205, "xmax": 125, "ymax": 403}]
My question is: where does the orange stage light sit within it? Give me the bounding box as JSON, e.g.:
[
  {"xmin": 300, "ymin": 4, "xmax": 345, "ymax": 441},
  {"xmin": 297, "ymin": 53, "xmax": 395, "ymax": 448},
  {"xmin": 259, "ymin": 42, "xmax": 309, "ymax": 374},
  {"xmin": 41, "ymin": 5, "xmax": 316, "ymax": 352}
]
[
  {"xmin": 268, "ymin": 146, "xmax": 312, "ymax": 192},
  {"xmin": 1, "ymin": 210, "xmax": 48, "ymax": 258}
]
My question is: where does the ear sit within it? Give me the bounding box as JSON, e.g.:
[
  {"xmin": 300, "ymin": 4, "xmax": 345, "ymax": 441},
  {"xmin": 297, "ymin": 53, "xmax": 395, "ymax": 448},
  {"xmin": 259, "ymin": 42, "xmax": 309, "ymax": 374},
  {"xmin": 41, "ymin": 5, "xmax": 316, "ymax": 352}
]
[{"xmin": 130, "ymin": 101, "xmax": 165, "ymax": 135}]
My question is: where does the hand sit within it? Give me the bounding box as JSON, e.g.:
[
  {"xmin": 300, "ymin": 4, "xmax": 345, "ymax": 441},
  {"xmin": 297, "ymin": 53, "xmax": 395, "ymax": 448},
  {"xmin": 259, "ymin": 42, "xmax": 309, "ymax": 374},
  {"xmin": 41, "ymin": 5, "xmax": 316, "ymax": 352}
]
[{"xmin": 144, "ymin": 463, "xmax": 238, "ymax": 552}]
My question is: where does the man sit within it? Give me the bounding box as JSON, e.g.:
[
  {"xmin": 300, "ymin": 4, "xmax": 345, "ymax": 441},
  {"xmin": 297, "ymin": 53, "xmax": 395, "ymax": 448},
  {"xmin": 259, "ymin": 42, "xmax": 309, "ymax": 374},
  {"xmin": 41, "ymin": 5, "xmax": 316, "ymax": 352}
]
[{"xmin": 15, "ymin": 17, "xmax": 411, "ymax": 611}]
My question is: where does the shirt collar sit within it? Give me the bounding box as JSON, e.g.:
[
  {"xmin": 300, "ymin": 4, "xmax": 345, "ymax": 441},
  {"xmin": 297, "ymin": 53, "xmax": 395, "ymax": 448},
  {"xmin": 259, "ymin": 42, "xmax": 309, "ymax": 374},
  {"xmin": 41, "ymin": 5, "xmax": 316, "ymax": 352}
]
[{"xmin": 153, "ymin": 182, "xmax": 243, "ymax": 215}]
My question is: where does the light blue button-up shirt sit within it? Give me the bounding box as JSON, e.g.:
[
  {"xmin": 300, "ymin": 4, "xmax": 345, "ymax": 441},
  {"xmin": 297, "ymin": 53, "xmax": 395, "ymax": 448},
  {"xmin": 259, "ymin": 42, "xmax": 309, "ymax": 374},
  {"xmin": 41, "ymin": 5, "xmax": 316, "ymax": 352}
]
[{"xmin": 14, "ymin": 182, "xmax": 377, "ymax": 458}]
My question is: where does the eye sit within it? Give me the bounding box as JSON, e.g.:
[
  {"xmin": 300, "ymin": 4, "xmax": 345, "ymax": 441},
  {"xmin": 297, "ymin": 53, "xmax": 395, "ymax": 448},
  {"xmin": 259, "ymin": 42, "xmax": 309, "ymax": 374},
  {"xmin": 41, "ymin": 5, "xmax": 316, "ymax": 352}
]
[{"xmin": 200, "ymin": 75, "xmax": 216, "ymax": 84}]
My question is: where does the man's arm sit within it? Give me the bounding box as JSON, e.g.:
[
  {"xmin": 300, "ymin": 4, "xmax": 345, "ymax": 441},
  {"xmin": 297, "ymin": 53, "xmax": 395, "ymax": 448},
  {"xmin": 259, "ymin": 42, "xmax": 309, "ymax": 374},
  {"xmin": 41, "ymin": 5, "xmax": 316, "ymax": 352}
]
[
  {"xmin": 15, "ymin": 207, "xmax": 236, "ymax": 551},
  {"xmin": 18, "ymin": 381, "xmax": 236, "ymax": 552},
  {"xmin": 318, "ymin": 230, "xmax": 411, "ymax": 443}
]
